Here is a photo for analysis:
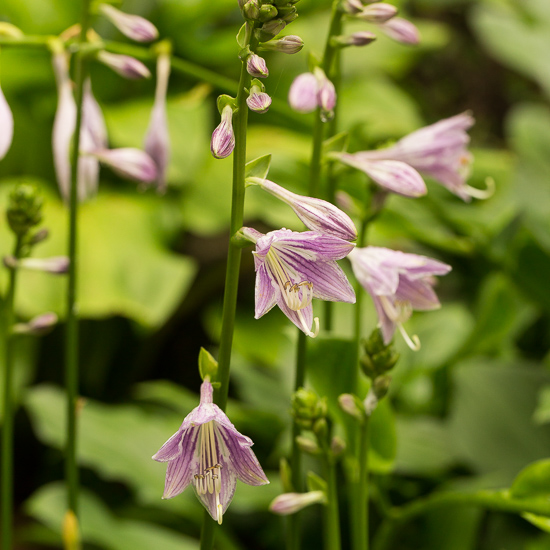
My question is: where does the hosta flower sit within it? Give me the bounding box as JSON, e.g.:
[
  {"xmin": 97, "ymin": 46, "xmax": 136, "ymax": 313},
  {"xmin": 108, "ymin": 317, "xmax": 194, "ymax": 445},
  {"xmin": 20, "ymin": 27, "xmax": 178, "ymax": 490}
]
[
  {"xmin": 211, "ymin": 104, "xmax": 235, "ymax": 159},
  {"xmin": 378, "ymin": 17, "xmax": 420, "ymax": 45},
  {"xmin": 247, "ymin": 178, "xmax": 357, "ymax": 241},
  {"xmin": 246, "ymin": 87, "xmax": 272, "ymax": 114},
  {"xmin": 153, "ymin": 379, "xmax": 269, "ymax": 524},
  {"xmin": 144, "ymin": 53, "xmax": 171, "ymax": 191},
  {"xmin": 348, "ymin": 246, "xmax": 451, "ymax": 349},
  {"xmin": 356, "ymin": 3, "xmax": 397, "ymax": 23},
  {"xmin": 270, "ymin": 491, "xmax": 326, "ymax": 515},
  {"xmin": 260, "ymin": 35, "xmax": 304, "ymax": 54},
  {"xmin": 347, "ymin": 113, "xmax": 479, "ymax": 200},
  {"xmin": 288, "ymin": 68, "xmax": 336, "ymax": 121},
  {"xmin": 90, "ymin": 148, "xmax": 157, "ymax": 182},
  {"xmin": 0, "ymin": 82, "xmax": 14, "ymax": 160},
  {"xmin": 97, "ymin": 51, "xmax": 151, "ymax": 80},
  {"xmin": 99, "ymin": 4, "xmax": 158, "ymax": 42},
  {"xmin": 246, "ymin": 54, "xmax": 269, "ymax": 78},
  {"xmin": 242, "ymin": 227, "xmax": 355, "ymax": 337}
]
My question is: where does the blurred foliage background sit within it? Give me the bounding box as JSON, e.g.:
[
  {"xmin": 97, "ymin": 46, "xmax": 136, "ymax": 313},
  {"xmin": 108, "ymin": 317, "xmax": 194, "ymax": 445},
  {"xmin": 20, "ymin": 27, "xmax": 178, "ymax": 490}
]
[{"xmin": 1, "ymin": 0, "xmax": 550, "ymax": 548}]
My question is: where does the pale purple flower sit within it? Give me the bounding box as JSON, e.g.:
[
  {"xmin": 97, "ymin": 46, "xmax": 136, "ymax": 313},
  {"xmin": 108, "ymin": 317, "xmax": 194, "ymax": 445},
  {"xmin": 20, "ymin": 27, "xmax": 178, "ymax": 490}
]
[
  {"xmin": 144, "ymin": 53, "xmax": 171, "ymax": 191},
  {"xmin": 246, "ymin": 54, "xmax": 269, "ymax": 78},
  {"xmin": 0, "ymin": 83, "xmax": 14, "ymax": 160},
  {"xmin": 357, "ymin": 3, "xmax": 398, "ymax": 23},
  {"xmin": 99, "ymin": 4, "xmax": 158, "ymax": 42},
  {"xmin": 248, "ymin": 177, "xmax": 357, "ymax": 241},
  {"xmin": 211, "ymin": 105, "xmax": 235, "ymax": 159},
  {"xmin": 378, "ymin": 17, "xmax": 420, "ymax": 45},
  {"xmin": 153, "ymin": 379, "xmax": 269, "ymax": 524},
  {"xmin": 97, "ymin": 51, "xmax": 151, "ymax": 80},
  {"xmin": 349, "ymin": 113, "xmax": 477, "ymax": 200},
  {"xmin": 13, "ymin": 312, "xmax": 58, "ymax": 335},
  {"xmin": 334, "ymin": 153, "xmax": 427, "ymax": 198},
  {"xmin": 260, "ymin": 35, "xmax": 304, "ymax": 54},
  {"xmin": 4, "ymin": 255, "xmax": 70, "ymax": 274},
  {"xmin": 343, "ymin": 0, "xmax": 365, "ymax": 14},
  {"xmin": 246, "ymin": 88, "xmax": 272, "ymax": 114},
  {"xmin": 270, "ymin": 491, "xmax": 326, "ymax": 515},
  {"xmin": 288, "ymin": 68, "xmax": 336, "ymax": 121},
  {"xmin": 348, "ymin": 246, "xmax": 451, "ymax": 349},
  {"xmin": 90, "ymin": 148, "xmax": 157, "ymax": 183},
  {"xmin": 332, "ymin": 31, "xmax": 377, "ymax": 47},
  {"xmin": 242, "ymin": 227, "xmax": 356, "ymax": 337}
]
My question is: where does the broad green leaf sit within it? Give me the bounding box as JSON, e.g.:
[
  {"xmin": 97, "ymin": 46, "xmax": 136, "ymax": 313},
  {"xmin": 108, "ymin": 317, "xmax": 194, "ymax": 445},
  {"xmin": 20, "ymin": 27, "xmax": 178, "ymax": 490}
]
[
  {"xmin": 25, "ymin": 483, "xmax": 199, "ymax": 550},
  {"xmin": 322, "ymin": 132, "xmax": 349, "ymax": 156}
]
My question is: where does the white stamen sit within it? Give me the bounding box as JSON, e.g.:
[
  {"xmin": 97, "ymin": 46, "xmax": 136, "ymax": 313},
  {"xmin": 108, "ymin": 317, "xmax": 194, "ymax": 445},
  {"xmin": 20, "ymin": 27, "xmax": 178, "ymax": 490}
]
[
  {"xmin": 398, "ymin": 323, "xmax": 421, "ymax": 351},
  {"xmin": 464, "ymin": 177, "xmax": 495, "ymax": 200}
]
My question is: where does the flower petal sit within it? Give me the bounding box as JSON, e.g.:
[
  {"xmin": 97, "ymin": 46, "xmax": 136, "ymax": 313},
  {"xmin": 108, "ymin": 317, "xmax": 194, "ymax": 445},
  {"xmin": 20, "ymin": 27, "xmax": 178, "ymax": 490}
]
[
  {"xmin": 255, "ymin": 263, "xmax": 278, "ymax": 318},
  {"xmin": 161, "ymin": 429, "xmax": 199, "ymax": 499},
  {"xmin": 152, "ymin": 428, "xmax": 184, "ymax": 462},
  {"xmin": 0, "ymin": 84, "xmax": 14, "ymax": 160}
]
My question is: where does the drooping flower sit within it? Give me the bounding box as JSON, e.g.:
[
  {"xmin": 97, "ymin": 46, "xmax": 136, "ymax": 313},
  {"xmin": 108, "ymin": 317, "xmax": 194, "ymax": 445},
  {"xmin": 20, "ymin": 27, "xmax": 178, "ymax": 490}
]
[
  {"xmin": 99, "ymin": 4, "xmax": 159, "ymax": 42},
  {"xmin": 90, "ymin": 148, "xmax": 157, "ymax": 183},
  {"xmin": 241, "ymin": 227, "xmax": 356, "ymax": 337},
  {"xmin": 211, "ymin": 104, "xmax": 235, "ymax": 159},
  {"xmin": 97, "ymin": 51, "xmax": 151, "ymax": 80},
  {"xmin": 270, "ymin": 491, "xmax": 326, "ymax": 515},
  {"xmin": 348, "ymin": 246, "xmax": 451, "ymax": 349},
  {"xmin": 378, "ymin": 17, "xmax": 420, "ymax": 45},
  {"xmin": 153, "ymin": 379, "xmax": 269, "ymax": 524},
  {"xmin": 4, "ymin": 255, "xmax": 70, "ymax": 274},
  {"xmin": 288, "ymin": 68, "xmax": 336, "ymax": 121},
  {"xmin": 0, "ymin": 82, "xmax": 14, "ymax": 160},
  {"xmin": 247, "ymin": 177, "xmax": 357, "ymax": 241},
  {"xmin": 144, "ymin": 53, "xmax": 171, "ymax": 191},
  {"xmin": 346, "ymin": 113, "xmax": 480, "ymax": 200}
]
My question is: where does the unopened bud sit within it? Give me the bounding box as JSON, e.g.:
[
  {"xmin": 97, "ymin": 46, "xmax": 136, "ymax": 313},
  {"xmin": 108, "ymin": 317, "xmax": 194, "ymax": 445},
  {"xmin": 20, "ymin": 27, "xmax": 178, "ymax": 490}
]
[
  {"xmin": 91, "ymin": 148, "xmax": 157, "ymax": 182},
  {"xmin": 295, "ymin": 435, "xmax": 321, "ymax": 455},
  {"xmin": 342, "ymin": 0, "xmax": 364, "ymax": 14},
  {"xmin": 379, "ymin": 17, "xmax": 420, "ymax": 45},
  {"xmin": 269, "ymin": 491, "xmax": 326, "ymax": 515},
  {"xmin": 259, "ymin": 4, "xmax": 278, "ymax": 22},
  {"xmin": 330, "ymin": 435, "xmax": 346, "ymax": 458},
  {"xmin": 243, "ymin": 0, "xmax": 260, "ymax": 20},
  {"xmin": 281, "ymin": 10, "xmax": 298, "ymax": 23},
  {"xmin": 99, "ymin": 4, "xmax": 159, "ymax": 42},
  {"xmin": 256, "ymin": 19, "xmax": 286, "ymax": 42},
  {"xmin": 246, "ymin": 53, "xmax": 269, "ymax": 78},
  {"xmin": 331, "ymin": 31, "xmax": 377, "ymax": 48},
  {"xmin": 97, "ymin": 51, "xmax": 151, "ymax": 79},
  {"xmin": 211, "ymin": 104, "xmax": 235, "ymax": 159},
  {"xmin": 312, "ymin": 417, "xmax": 328, "ymax": 439},
  {"xmin": 13, "ymin": 312, "xmax": 58, "ymax": 335},
  {"xmin": 360, "ymin": 328, "xmax": 400, "ymax": 379},
  {"xmin": 259, "ymin": 34, "xmax": 303, "ymax": 54},
  {"xmin": 28, "ymin": 228, "xmax": 49, "ymax": 246},
  {"xmin": 247, "ymin": 85, "xmax": 272, "ymax": 113},
  {"xmin": 6, "ymin": 184, "xmax": 43, "ymax": 237},
  {"xmin": 357, "ymin": 3, "xmax": 398, "ymax": 23},
  {"xmin": 338, "ymin": 393, "xmax": 365, "ymax": 421}
]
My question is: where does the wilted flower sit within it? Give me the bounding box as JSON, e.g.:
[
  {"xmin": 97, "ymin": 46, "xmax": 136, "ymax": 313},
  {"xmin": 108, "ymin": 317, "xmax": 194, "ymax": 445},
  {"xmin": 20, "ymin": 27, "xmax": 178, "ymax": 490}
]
[
  {"xmin": 348, "ymin": 246, "xmax": 451, "ymax": 349},
  {"xmin": 99, "ymin": 4, "xmax": 158, "ymax": 42},
  {"xmin": 153, "ymin": 379, "xmax": 269, "ymax": 524},
  {"xmin": 378, "ymin": 17, "xmax": 420, "ymax": 45},
  {"xmin": 333, "ymin": 152, "xmax": 426, "ymax": 198},
  {"xmin": 347, "ymin": 113, "xmax": 478, "ymax": 200},
  {"xmin": 241, "ymin": 227, "xmax": 355, "ymax": 337},
  {"xmin": 356, "ymin": 3, "xmax": 398, "ymax": 23},
  {"xmin": 260, "ymin": 35, "xmax": 304, "ymax": 54},
  {"xmin": 288, "ymin": 68, "xmax": 336, "ymax": 121},
  {"xmin": 246, "ymin": 53, "xmax": 269, "ymax": 78},
  {"xmin": 0, "ymin": 82, "xmax": 14, "ymax": 160},
  {"xmin": 97, "ymin": 51, "xmax": 151, "ymax": 79},
  {"xmin": 144, "ymin": 53, "xmax": 171, "ymax": 191},
  {"xmin": 270, "ymin": 491, "xmax": 326, "ymax": 515},
  {"xmin": 90, "ymin": 148, "xmax": 157, "ymax": 183},
  {"xmin": 247, "ymin": 177, "xmax": 357, "ymax": 241},
  {"xmin": 211, "ymin": 105, "xmax": 235, "ymax": 159}
]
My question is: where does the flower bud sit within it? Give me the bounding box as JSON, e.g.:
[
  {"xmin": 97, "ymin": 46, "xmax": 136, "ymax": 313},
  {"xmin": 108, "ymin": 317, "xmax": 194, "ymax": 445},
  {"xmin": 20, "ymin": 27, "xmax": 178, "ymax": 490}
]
[
  {"xmin": 259, "ymin": 4, "xmax": 278, "ymax": 22},
  {"xmin": 99, "ymin": 4, "xmax": 158, "ymax": 42},
  {"xmin": 97, "ymin": 51, "xmax": 151, "ymax": 79},
  {"xmin": 360, "ymin": 328, "xmax": 400, "ymax": 379},
  {"xmin": 269, "ymin": 491, "xmax": 326, "ymax": 515},
  {"xmin": 260, "ymin": 34, "xmax": 303, "ymax": 54},
  {"xmin": 91, "ymin": 148, "xmax": 158, "ymax": 182},
  {"xmin": 281, "ymin": 10, "xmax": 298, "ymax": 23},
  {"xmin": 330, "ymin": 435, "xmax": 346, "ymax": 457},
  {"xmin": 246, "ymin": 53, "xmax": 269, "ymax": 78},
  {"xmin": 247, "ymin": 86, "xmax": 272, "ymax": 113},
  {"xmin": 5, "ymin": 255, "xmax": 69, "ymax": 274},
  {"xmin": 6, "ymin": 184, "xmax": 43, "ymax": 237},
  {"xmin": 211, "ymin": 104, "xmax": 235, "ymax": 159},
  {"xmin": 338, "ymin": 393, "xmax": 365, "ymax": 421},
  {"xmin": 288, "ymin": 72, "xmax": 318, "ymax": 113},
  {"xmin": 313, "ymin": 417, "xmax": 328, "ymax": 440},
  {"xmin": 256, "ymin": 19, "xmax": 286, "ymax": 42},
  {"xmin": 315, "ymin": 68, "xmax": 336, "ymax": 120},
  {"xmin": 243, "ymin": 0, "xmax": 260, "ymax": 20},
  {"xmin": 332, "ymin": 31, "xmax": 377, "ymax": 47},
  {"xmin": 295, "ymin": 435, "xmax": 321, "ymax": 455},
  {"xmin": 379, "ymin": 17, "xmax": 420, "ymax": 45},
  {"xmin": 357, "ymin": 3, "xmax": 398, "ymax": 23},
  {"xmin": 0, "ymin": 83, "xmax": 14, "ymax": 160},
  {"xmin": 13, "ymin": 312, "xmax": 58, "ymax": 335},
  {"xmin": 28, "ymin": 228, "xmax": 49, "ymax": 246}
]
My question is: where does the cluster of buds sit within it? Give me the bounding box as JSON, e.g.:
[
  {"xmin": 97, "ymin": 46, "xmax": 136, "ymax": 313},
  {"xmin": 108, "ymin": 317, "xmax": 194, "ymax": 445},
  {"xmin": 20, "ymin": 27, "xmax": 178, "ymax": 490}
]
[
  {"xmin": 340, "ymin": 0, "xmax": 420, "ymax": 46},
  {"xmin": 3, "ymin": 185, "xmax": 67, "ymax": 335},
  {"xmin": 239, "ymin": 0, "xmax": 302, "ymax": 35}
]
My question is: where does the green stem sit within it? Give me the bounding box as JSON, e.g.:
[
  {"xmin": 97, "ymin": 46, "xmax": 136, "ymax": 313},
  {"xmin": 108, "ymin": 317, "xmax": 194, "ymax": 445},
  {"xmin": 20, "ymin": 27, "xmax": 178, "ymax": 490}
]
[
  {"xmin": 352, "ymin": 417, "xmax": 370, "ymax": 550},
  {"xmin": 65, "ymin": 0, "xmax": 92, "ymax": 521},
  {"xmin": 1, "ymin": 236, "xmax": 23, "ymax": 550},
  {"xmin": 372, "ymin": 490, "xmax": 550, "ymax": 550},
  {"xmin": 323, "ymin": 455, "xmax": 342, "ymax": 550}
]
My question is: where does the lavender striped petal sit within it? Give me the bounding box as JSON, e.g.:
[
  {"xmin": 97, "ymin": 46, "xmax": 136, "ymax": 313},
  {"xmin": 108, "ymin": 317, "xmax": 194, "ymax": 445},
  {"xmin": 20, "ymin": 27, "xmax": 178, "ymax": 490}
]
[{"xmin": 255, "ymin": 263, "xmax": 278, "ymax": 318}]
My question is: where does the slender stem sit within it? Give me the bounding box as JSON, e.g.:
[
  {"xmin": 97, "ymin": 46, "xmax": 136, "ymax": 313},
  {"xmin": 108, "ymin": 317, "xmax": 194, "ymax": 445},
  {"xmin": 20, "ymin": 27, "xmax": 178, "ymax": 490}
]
[
  {"xmin": 65, "ymin": 0, "xmax": 92, "ymax": 520},
  {"xmin": 323, "ymin": 455, "xmax": 342, "ymax": 550},
  {"xmin": 372, "ymin": 490, "xmax": 550, "ymax": 550},
  {"xmin": 352, "ymin": 417, "xmax": 370, "ymax": 550},
  {"xmin": 1, "ymin": 236, "xmax": 23, "ymax": 550}
]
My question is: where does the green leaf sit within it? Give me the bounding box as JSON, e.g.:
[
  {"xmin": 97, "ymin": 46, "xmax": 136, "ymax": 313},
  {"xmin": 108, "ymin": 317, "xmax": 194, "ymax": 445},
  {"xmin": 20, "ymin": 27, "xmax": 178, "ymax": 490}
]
[
  {"xmin": 307, "ymin": 471, "xmax": 327, "ymax": 493},
  {"xmin": 198, "ymin": 347, "xmax": 218, "ymax": 381},
  {"xmin": 534, "ymin": 386, "xmax": 550, "ymax": 425},
  {"xmin": 322, "ymin": 132, "xmax": 349, "ymax": 157},
  {"xmin": 245, "ymin": 154, "xmax": 272, "ymax": 181},
  {"xmin": 25, "ymin": 483, "xmax": 199, "ymax": 550}
]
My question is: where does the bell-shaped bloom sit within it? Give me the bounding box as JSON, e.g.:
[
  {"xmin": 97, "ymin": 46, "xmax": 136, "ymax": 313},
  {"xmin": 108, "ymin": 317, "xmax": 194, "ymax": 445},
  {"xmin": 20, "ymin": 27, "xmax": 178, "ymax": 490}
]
[
  {"xmin": 97, "ymin": 51, "xmax": 151, "ymax": 80},
  {"xmin": 242, "ymin": 227, "xmax": 356, "ymax": 337},
  {"xmin": 144, "ymin": 53, "xmax": 171, "ymax": 192},
  {"xmin": 211, "ymin": 105, "xmax": 235, "ymax": 159},
  {"xmin": 357, "ymin": 3, "xmax": 398, "ymax": 23},
  {"xmin": 248, "ymin": 177, "xmax": 357, "ymax": 241},
  {"xmin": 153, "ymin": 379, "xmax": 269, "ymax": 524},
  {"xmin": 246, "ymin": 87, "xmax": 272, "ymax": 114},
  {"xmin": 378, "ymin": 17, "xmax": 420, "ymax": 45},
  {"xmin": 288, "ymin": 68, "xmax": 336, "ymax": 121},
  {"xmin": 90, "ymin": 148, "xmax": 157, "ymax": 183},
  {"xmin": 99, "ymin": 4, "xmax": 158, "ymax": 42},
  {"xmin": 260, "ymin": 35, "xmax": 304, "ymax": 54},
  {"xmin": 270, "ymin": 491, "xmax": 326, "ymax": 515},
  {"xmin": 0, "ymin": 83, "xmax": 14, "ymax": 160},
  {"xmin": 348, "ymin": 113, "xmax": 477, "ymax": 200},
  {"xmin": 334, "ymin": 153, "xmax": 427, "ymax": 198},
  {"xmin": 246, "ymin": 54, "xmax": 269, "ymax": 78},
  {"xmin": 348, "ymin": 246, "xmax": 451, "ymax": 349}
]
